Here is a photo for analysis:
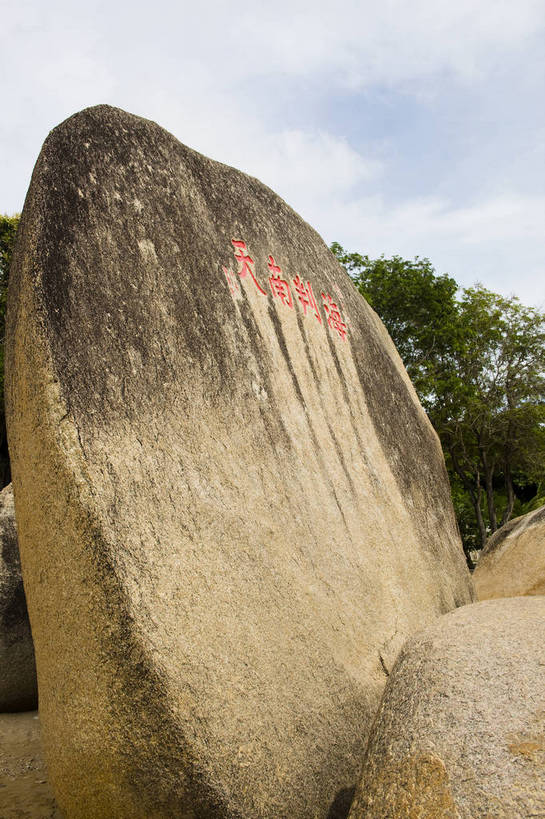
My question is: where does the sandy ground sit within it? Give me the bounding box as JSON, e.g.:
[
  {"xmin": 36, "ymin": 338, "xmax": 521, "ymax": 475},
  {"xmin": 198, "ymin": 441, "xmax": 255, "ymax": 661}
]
[{"xmin": 0, "ymin": 711, "xmax": 62, "ymax": 818}]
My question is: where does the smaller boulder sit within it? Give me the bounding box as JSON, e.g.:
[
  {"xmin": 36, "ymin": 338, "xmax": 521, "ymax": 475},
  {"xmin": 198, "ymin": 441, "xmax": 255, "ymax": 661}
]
[
  {"xmin": 348, "ymin": 598, "xmax": 545, "ymax": 819},
  {"xmin": 0, "ymin": 484, "xmax": 38, "ymax": 711},
  {"xmin": 473, "ymin": 505, "xmax": 545, "ymax": 599}
]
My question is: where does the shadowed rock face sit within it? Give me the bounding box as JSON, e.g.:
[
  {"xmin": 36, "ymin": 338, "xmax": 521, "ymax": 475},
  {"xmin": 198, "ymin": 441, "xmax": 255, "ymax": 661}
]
[
  {"xmin": 0, "ymin": 484, "xmax": 38, "ymax": 712},
  {"xmin": 473, "ymin": 505, "xmax": 545, "ymax": 599},
  {"xmin": 349, "ymin": 598, "xmax": 545, "ymax": 819},
  {"xmin": 6, "ymin": 105, "xmax": 473, "ymax": 818}
]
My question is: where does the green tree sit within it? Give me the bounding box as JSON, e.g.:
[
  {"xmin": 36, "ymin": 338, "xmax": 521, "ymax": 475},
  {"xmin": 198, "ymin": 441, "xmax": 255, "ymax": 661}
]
[
  {"xmin": 330, "ymin": 243, "xmax": 461, "ymax": 405},
  {"xmin": 0, "ymin": 214, "xmax": 19, "ymax": 325},
  {"xmin": 0, "ymin": 214, "xmax": 20, "ymax": 487},
  {"xmin": 431, "ymin": 287, "xmax": 545, "ymax": 548},
  {"xmin": 332, "ymin": 243, "xmax": 545, "ymax": 561}
]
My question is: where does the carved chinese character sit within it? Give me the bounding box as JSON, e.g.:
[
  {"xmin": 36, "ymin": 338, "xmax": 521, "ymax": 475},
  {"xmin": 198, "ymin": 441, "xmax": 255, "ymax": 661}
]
[
  {"xmin": 268, "ymin": 255, "xmax": 293, "ymax": 308},
  {"xmin": 322, "ymin": 292, "xmax": 347, "ymax": 340},
  {"xmin": 232, "ymin": 239, "xmax": 266, "ymax": 295},
  {"xmin": 222, "ymin": 265, "xmax": 239, "ymax": 295},
  {"xmin": 293, "ymin": 276, "xmax": 322, "ymax": 324}
]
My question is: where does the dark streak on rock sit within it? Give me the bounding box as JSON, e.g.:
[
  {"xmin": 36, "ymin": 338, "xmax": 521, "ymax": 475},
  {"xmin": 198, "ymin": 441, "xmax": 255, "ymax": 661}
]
[
  {"xmin": 378, "ymin": 652, "xmax": 390, "ymax": 677},
  {"xmin": 295, "ymin": 309, "xmax": 319, "ymax": 384},
  {"xmin": 267, "ymin": 303, "xmax": 306, "ymax": 411}
]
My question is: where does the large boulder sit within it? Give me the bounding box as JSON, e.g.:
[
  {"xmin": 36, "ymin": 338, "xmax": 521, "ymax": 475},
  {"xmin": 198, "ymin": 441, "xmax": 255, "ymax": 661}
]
[
  {"xmin": 473, "ymin": 506, "xmax": 545, "ymax": 599},
  {"xmin": 349, "ymin": 597, "xmax": 545, "ymax": 819},
  {"xmin": 6, "ymin": 105, "xmax": 473, "ymax": 818},
  {"xmin": 0, "ymin": 483, "xmax": 38, "ymax": 711}
]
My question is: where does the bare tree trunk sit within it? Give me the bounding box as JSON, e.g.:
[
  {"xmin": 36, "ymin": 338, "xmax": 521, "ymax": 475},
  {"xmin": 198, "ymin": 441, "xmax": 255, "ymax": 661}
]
[
  {"xmin": 482, "ymin": 450, "xmax": 497, "ymax": 533},
  {"xmin": 500, "ymin": 411, "xmax": 516, "ymax": 527},
  {"xmin": 474, "ymin": 479, "xmax": 487, "ymax": 549},
  {"xmin": 450, "ymin": 449, "xmax": 488, "ymax": 549},
  {"xmin": 501, "ymin": 459, "xmax": 516, "ymax": 526}
]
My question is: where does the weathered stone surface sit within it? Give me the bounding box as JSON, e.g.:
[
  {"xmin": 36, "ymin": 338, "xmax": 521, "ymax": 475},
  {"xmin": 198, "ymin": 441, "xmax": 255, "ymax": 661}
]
[
  {"xmin": 6, "ymin": 105, "xmax": 473, "ymax": 818},
  {"xmin": 0, "ymin": 484, "xmax": 37, "ymax": 711},
  {"xmin": 473, "ymin": 505, "xmax": 545, "ymax": 599},
  {"xmin": 0, "ymin": 711, "xmax": 62, "ymax": 818},
  {"xmin": 349, "ymin": 598, "xmax": 545, "ymax": 819}
]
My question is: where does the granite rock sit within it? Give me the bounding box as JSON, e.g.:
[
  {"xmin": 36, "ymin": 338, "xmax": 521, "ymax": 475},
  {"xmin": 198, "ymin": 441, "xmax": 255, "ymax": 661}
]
[
  {"xmin": 0, "ymin": 483, "xmax": 38, "ymax": 711},
  {"xmin": 349, "ymin": 598, "xmax": 545, "ymax": 818},
  {"xmin": 473, "ymin": 505, "xmax": 545, "ymax": 599},
  {"xmin": 6, "ymin": 105, "xmax": 473, "ymax": 818}
]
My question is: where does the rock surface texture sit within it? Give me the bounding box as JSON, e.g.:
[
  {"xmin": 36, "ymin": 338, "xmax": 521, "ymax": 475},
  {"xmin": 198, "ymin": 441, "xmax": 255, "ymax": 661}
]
[
  {"xmin": 349, "ymin": 597, "xmax": 545, "ymax": 819},
  {"xmin": 6, "ymin": 105, "xmax": 473, "ymax": 818},
  {"xmin": 0, "ymin": 483, "xmax": 38, "ymax": 711},
  {"xmin": 473, "ymin": 505, "xmax": 545, "ymax": 599}
]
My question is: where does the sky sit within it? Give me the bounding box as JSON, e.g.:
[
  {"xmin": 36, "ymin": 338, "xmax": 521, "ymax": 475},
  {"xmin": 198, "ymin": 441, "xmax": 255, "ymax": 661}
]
[{"xmin": 2, "ymin": 0, "xmax": 545, "ymax": 306}]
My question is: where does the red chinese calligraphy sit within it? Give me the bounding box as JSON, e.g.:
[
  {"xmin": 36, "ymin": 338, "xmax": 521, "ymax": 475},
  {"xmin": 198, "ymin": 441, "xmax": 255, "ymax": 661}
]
[
  {"xmin": 231, "ymin": 239, "xmax": 266, "ymax": 295},
  {"xmin": 293, "ymin": 275, "xmax": 322, "ymax": 323},
  {"xmin": 268, "ymin": 255, "xmax": 293, "ymax": 308},
  {"xmin": 222, "ymin": 265, "xmax": 239, "ymax": 295},
  {"xmin": 322, "ymin": 292, "xmax": 347, "ymax": 340}
]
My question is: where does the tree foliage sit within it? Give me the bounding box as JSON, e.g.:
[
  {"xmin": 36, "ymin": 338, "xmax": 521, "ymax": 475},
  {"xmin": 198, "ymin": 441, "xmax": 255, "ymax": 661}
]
[
  {"xmin": 332, "ymin": 242, "xmax": 545, "ymax": 563},
  {"xmin": 0, "ymin": 214, "xmax": 19, "ymax": 331},
  {"xmin": 330, "ymin": 243, "xmax": 461, "ymax": 404}
]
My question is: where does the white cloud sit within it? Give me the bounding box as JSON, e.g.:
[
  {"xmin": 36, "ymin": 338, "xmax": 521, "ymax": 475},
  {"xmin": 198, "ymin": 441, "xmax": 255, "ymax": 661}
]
[
  {"xmin": 199, "ymin": 0, "xmax": 545, "ymax": 88},
  {"xmin": 1, "ymin": 0, "xmax": 544, "ymax": 309},
  {"xmin": 5, "ymin": 0, "xmax": 544, "ymax": 98},
  {"xmin": 424, "ymin": 195, "xmax": 545, "ymax": 243},
  {"xmin": 300, "ymin": 190, "xmax": 545, "ymax": 306},
  {"xmin": 329, "ymin": 193, "xmax": 545, "ymax": 247},
  {"xmin": 233, "ymin": 130, "xmax": 382, "ymax": 201}
]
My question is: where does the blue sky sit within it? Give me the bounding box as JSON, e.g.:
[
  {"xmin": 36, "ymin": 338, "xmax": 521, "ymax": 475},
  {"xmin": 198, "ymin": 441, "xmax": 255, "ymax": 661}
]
[{"xmin": 2, "ymin": 0, "xmax": 545, "ymax": 305}]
